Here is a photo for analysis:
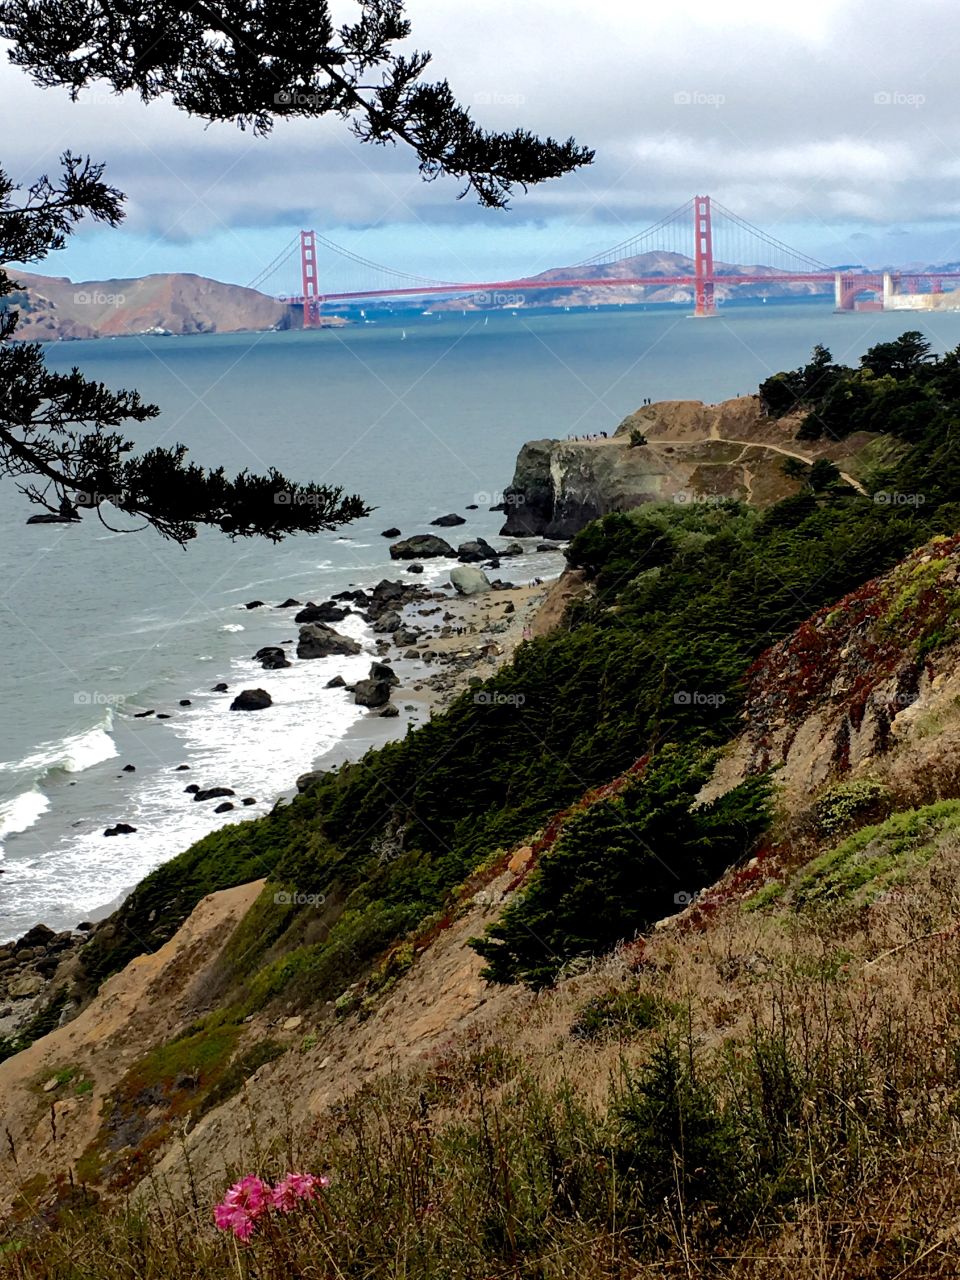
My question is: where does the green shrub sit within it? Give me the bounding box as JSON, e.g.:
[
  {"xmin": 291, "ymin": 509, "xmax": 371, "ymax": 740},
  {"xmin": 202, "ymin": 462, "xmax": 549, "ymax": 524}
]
[
  {"xmin": 471, "ymin": 750, "xmax": 772, "ymax": 988},
  {"xmin": 571, "ymin": 988, "xmax": 666, "ymax": 1041}
]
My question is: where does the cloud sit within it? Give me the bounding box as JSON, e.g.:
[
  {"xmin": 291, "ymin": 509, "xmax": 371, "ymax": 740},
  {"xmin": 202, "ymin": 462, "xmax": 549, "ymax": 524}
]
[{"xmin": 4, "ymin": 0, "xmax": 960, "ymax": 275}]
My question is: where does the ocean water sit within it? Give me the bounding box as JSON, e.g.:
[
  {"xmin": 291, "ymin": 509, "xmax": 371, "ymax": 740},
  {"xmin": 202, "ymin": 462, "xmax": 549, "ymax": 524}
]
[{"xmin": 4, "ymin": 300, "xmax": 960, "ymax": 940}]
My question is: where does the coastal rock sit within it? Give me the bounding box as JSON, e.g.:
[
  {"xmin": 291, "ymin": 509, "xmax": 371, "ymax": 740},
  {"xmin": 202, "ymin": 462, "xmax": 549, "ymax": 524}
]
[
  {"xmin": 450, "ymin": 566, "xmax": 491, "ymax": 596},
  {"xmin": 8, "ymin": 973, "xmax": 44, "ymax": 998},
  {"xmin": 276, "ymin": 597, "xmax": 301, "ymax": 608},
  {"xmin": 230, "ymin": 688, "xmax": 273, "ymax": 711},
  {"xmin": 214, "ymin": 802, "xmax": 234, "ymax": 813},
  {"xmin": 297, "ymin": 623, "xmax": 362, "ymax": 659},
  {"xmin": 457, "ymin": 538, "xmax": 497, "ymax": 563},
  {"xmin": 103, "ymin": 822, "xmax": 137, "ymax": 836},
  {"xmin": 395, "ymin": 628, "xmax": 420, "ymax": 646},
  {"xmin": 253, "ymin": 646, "xmax": 290, "ymax": 670},
  {"xmin": 406, "ymin": 563, "xmax": 424, "ymax": 574},
  {"xmin": 179, "ymin": 699, "xmax": 192, "ymax": 706},
  {"xmin": 212, "ymin": 682, "xmax": 229, "ymax": 692},
  {"xmin": 15, "ymin": 924, "xmax": 54, "ymax": 951},
  {"xmin": 121, "ymin": 764, "xmax": 136, "ymax": 773},
  {"xmin": 430, "ymin": 513, "xmax": 466, "ymax": 527},
  {"xmin": 294, "ymin": 602, "xmax": 349, "ymax": 624},
  {"xmin": 174, "ymin": 764, "xmax": 190, "ymax": 771},
  {"xmin": 389, "ymin": 535, "xmax": 456, "ymax": 561},
  {"xmin": 369, "ymin": 661, "xmax": 400, "ymax": 686},
  {"xmin": 325, "ymin": 674, "xmax": 346, "ymax": 688},
  {"xmin": 499, "ymin": 542, "xmax": 524, "ymax": 557},
  {"xmin": 194, "ymin": 787, "xmax": 236, "ymax": 802},
  {"xmin": 26, "ymin": 512, "xmax": 78, "ymax": 525},
  {"xmin": 242, "ymin": 797, "xmax": 256, "ymax": 806},
  {"xmin": 378, "ymin": 703, "xmax": 400, "ymax": 718},
  {"xmin": 353, "ymin": 678, "xmax": 393, "ymax": 708},
  {"xmin": 373, "ymin": 610, "xmax": 402, "ymax": 634},
  {"xmin": 244, "ymin": 600, "xmax": 265, "ymax": 609},
  {"xmin": 381, "ymin": 527, "xmax": 402, "ymax": 538},
  {"xmin": 296, "ymin": 771, "xmax": 323, "ymax": 793}
]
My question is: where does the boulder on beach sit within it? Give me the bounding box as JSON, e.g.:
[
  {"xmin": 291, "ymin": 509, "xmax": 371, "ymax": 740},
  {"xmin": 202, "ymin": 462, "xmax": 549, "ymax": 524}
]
[
  {"xmin": 294, "ymin": 602, "xmax": 349, "ymax": 624},
  {"xmin": 389, "ymin": 535, "xmax": 456, "ymax": 560},
  {"xmin": 297, "ymin": 623, "xmax": 362, "ymax": 659},
  {"xmin": 245, "ymin": 600, "xmax": 265, "ymax": 609},
  {"xmin": 381, "ymin": 526, "xmax": 402, "ymax": 538},
  {"xmin": 369, "ymin": 660, "xmax": 400, "ymax": 686},
  {"xmin": 103, "ymin": 822, "xmax": 137, "ymax": 836},
  {"xmin": 457, "ymin": 538, "xmax": 497, "ymax": 563},
  {"xmin": 212, "ymin": 682, "xmax": 229, "ymax": 692},
  {"xmin": 430, "ymin": 513, "xmax": 466, "ymax": 527},
  {"xmin": 450, "ymin": 565, "xmax": 491, "ymax": 596},
  {"xmin": 500, "ymin": 542, "xmax": 524, "ymax": 557},
  {"xmin": 179, "ymin": 699, "xmax": 192, "ymax": 706},
  {"xmin": 121, "ymin": 764, "xmax": 136, "ymax": 773},
  {"xmin": 395, "ymin": 627, "xmax": 420, "ymax": 646},
  {"xmin": 379, "ymin": 703, "xmax": 400, "ymax": 718},
  {"xmin": 406, "ymin": 563, "xmax": 424, "ymax": 574},
  {"xmin": 276, "ymin": 598, "xmax": 301, "ymax": 608},
  {"xmin": 242, "ymin": 797, "xmax": 256, "ymax": 806},
  {"xmin": 214, "ymin": 802, "xmax": 234, "ymax": 813},
  {"xmin": 230, "ymin": 688, "xmax": 273, "ymax": 711},
  {"xmin": 253, "ymin": 646, "xmax": 290, "ymax": 670},
  {"xmin": 325, "ymin": 674, "xmax": 346, "ymax": 688},
  {"xmin": 174, "ymin": 764, "xmax": 190, "ymax": 771},
  {"xmin": 353, "ymin": 678, "xmax": 393, "ymax": 708},
  {"xmin": 373, "ymin": 610, "xmax": 402, "ymax": 634}
]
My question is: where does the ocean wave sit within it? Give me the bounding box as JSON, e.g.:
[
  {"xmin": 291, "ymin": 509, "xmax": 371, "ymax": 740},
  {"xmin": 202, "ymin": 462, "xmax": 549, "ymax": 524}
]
[
  {"xmin": 0, "ymin": 788, "xmax": 50, "ymax": 849},
  {"xmin": 0, "ymin": 714, "xmax": 118, "ymax": 780},
  {"xmin": 220, "ymin": 623, "xmax": 245, "ymax": 632}
]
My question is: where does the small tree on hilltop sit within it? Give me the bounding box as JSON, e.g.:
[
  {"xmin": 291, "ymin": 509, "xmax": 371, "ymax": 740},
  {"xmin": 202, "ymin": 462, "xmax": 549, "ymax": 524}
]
[{"xmin": 0, "ymin": 0, "xmax": 593, "ymax": 542}]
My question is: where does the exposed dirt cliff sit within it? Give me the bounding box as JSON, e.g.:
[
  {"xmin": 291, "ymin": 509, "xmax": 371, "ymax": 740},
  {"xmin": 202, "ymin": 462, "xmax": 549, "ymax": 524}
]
[{"xmin": 501, "ymin": 395, "xmax": 875, "ymax": 538}]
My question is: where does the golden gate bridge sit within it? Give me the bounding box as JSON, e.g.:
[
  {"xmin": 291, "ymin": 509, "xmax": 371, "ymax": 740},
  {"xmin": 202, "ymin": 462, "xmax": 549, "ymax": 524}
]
[{"xmin": 246, "ymin": 196, "xmax": 960, "ymax": 327}]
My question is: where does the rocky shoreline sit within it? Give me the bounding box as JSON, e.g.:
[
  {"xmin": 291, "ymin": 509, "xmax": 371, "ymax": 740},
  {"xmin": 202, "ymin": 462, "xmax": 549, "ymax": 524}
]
[{"xmin": 0, "ymin": 529, "xmax": 570, "ymax": 1055}]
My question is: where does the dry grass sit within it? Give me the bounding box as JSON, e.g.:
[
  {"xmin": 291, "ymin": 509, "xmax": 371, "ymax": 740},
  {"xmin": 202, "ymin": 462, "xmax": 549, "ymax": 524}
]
[{"xmin": 5, "ymin": 819, "xmax": 960, "ymax": 1277}]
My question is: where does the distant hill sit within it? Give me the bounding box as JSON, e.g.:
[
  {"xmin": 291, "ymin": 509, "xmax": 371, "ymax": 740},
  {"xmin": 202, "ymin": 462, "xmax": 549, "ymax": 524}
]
[
  {"xmin": 432, "ymin": 249, "xmax": 833, "ymax": 310},
  {"xmin": 2, "ymin": 271, "xmax": 342, "ymax": 341}
]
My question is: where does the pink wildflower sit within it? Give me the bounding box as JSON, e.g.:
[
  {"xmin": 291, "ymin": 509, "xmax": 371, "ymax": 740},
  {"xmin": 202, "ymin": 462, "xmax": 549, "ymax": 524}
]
[
  {"xmin": 271, "ymin": 1172, "xmax": 328, "ymax": 1212},
  {"xmin": 213, "ymin": 1175, "xmax": 272, "ymax": 1240}
]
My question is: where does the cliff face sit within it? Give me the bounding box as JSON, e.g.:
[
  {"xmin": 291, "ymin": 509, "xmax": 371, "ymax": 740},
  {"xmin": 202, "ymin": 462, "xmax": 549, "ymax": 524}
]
[
  {"xmin": 703, "ymin": 533, "xmax": 960, "ymax": 809},
  {"xmin": 6, "ymin": 271, "xmax": 318, "ymax": 341},
  {"xmin": 501, "ymin": 396, "xmax": 875, "ymax": 538}
]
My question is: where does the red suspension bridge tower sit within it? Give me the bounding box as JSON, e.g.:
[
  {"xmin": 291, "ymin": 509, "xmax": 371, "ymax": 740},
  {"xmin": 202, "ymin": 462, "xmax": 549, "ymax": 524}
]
[
  {"xmin": 299, "ymin": 230, "xmax": 322, "ymax": 328},
  {"xmin": 693, "ymin": 195, "xmax": 716, "ymax": 318}
]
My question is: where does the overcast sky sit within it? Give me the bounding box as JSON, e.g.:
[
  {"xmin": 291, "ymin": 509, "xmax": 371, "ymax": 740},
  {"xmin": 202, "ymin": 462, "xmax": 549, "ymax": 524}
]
[{"xmin": 6, "ymin": 0, "xmax": 960, "ymax": 288}]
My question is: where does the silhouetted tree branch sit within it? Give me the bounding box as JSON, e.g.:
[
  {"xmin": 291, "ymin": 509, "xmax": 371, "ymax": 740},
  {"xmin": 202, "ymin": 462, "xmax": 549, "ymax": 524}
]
[{"xmin": 0, "ymin": 0, "xmax": 594, "ymax": 208}]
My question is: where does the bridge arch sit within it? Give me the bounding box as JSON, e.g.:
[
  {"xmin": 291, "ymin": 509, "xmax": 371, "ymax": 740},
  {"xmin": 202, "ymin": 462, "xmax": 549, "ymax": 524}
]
[{"xmin": 835, "ymin": 272, "xmax": 885, "ymax": 311}]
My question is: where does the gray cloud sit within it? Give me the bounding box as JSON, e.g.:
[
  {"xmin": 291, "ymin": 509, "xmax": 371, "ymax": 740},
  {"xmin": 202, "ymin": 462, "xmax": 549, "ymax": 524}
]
[{"xmin": 4, "ymin": 0, "xmax": 960, "ymax": 263}]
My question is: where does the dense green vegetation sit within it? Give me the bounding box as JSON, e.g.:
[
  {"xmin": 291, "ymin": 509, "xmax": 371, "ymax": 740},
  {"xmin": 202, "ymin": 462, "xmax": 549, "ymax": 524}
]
[
  {"xmin": 472, "ymin": 750, "xmax": 771, "ymax": 986},
  {"xmin": 73, "ymin": 336, "xmax": 960, "ymax": 1006}
]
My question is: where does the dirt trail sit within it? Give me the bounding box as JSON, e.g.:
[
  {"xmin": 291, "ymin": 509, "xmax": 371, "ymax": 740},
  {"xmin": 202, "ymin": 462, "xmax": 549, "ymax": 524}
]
[{"xmin": 710, "ymin": 433, "xmax": 867, "ymax": 494}]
